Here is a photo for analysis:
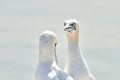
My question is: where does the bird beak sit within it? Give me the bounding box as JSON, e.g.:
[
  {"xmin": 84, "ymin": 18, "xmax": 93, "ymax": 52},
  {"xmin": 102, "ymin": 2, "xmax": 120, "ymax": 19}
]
[
  {"xmin": 54, "ymin": 43, "xmax": 58, "ymax": 65},
  {"xmin": 64, "ymin": 25, "xmax": 76, "ymax": 32}
]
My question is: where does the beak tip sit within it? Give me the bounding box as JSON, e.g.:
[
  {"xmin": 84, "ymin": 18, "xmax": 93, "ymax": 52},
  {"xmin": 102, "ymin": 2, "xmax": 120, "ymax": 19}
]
[
  {"xmin": 64, "ymin": 28, "xmax": 66, "ymax": 31},
  {"xmin": 64, "ymin": 26, "xmax": 67, "ymax": 31}
]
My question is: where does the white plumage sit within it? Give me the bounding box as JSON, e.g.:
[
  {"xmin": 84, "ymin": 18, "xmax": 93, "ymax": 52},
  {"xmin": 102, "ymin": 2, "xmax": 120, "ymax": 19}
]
[
  {"xmin": 64, "ymin": 19, "xmax": 95, "ymax": 80},
  {"xmin": 35, "ymin": 31, "xmax": 74, "ymax": 80}
]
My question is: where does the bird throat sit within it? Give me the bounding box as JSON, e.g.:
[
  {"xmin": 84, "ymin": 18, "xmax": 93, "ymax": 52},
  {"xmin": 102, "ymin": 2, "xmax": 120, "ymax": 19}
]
[{"xmin": 67, "ymin": 30, "xmax": 79, "ymax": 48}]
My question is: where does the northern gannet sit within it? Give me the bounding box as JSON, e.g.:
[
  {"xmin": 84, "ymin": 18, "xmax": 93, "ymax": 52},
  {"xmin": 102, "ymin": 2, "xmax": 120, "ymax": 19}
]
[
  {"xmin": 35, "ymin": 31, "xmax": 74, "ymax": 80},
  {"xmin": 64, "ymin": 19, "xmax": 95, "ymax": 80}
]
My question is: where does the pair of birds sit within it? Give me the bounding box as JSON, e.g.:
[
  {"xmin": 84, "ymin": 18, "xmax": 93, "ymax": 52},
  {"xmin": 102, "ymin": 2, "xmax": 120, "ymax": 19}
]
[{"xmin": 35, "ymin": 19, "xmax": 95, "ymax": 80}]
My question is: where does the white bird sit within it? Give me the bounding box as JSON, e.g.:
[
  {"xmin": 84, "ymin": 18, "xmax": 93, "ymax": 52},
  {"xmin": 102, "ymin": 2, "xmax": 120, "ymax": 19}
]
[
  {"xmin": 35, "ymin": 31, "xmax": 74, "ymax": 80},
  {"xmin": 64, "ymin": 19, "xmax": 95, "ymax": 80},
  {"xmin": 50, "ymin": 61, "xmax": 74, "ymax": 80}
]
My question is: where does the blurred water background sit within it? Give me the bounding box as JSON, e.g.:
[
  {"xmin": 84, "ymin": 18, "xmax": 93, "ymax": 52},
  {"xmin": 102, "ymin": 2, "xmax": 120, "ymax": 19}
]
[{"xmin": 0, "ymin": 0, "xmax": 120, "ymax": 80}]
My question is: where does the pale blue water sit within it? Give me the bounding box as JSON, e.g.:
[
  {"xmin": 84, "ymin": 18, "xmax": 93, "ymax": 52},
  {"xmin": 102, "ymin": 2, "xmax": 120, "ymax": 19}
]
[{"xmin": 0, "ymin": 0, "xmax": 120, "ymax": 80}]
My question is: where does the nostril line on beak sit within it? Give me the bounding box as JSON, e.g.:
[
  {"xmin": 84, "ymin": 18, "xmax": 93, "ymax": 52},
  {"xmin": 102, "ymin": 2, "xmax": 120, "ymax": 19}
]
[{"xmin": 64, "ymin": 26, "xmax": 73, "ymax": 31}]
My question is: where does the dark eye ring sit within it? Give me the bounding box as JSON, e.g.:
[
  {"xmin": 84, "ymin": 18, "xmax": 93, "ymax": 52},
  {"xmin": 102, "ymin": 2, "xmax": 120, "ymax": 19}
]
[
  {"xmin": 70, "ymin": 23, "xmax": 75, "ymax": 26},
  {"xmin": 64, "ymin": 22, "xmax": 66, "ymax": 26}
]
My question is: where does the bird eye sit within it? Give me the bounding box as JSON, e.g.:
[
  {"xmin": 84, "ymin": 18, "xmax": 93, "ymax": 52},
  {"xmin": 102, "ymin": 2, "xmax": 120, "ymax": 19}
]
[
  {"xmin": 64, "ymin": 22, "xmax": 66, "ymax": 26},
  {"xmin": 55, "ymin": 43, "xmax": 57, "ymax": 46},
  {"xmin": 70, "ymin": 23, "xmax": 75, "ymax": 26}
]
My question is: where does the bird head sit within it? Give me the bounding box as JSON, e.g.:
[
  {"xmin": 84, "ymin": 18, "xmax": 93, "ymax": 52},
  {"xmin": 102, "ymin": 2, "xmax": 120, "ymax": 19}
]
[
  {"xmin": 39, "ymin": 31, "xmax": 58, "ymax": 47},
  {"xmin": 64, "ymin": 19, "xmax": 79, "ymax": 33}
]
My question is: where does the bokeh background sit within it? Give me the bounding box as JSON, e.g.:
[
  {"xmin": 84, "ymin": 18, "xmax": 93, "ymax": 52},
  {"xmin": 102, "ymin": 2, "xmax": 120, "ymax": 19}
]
[{"xmin": 0, "ymin": 0, "xmax": 120, "ymax": 80}]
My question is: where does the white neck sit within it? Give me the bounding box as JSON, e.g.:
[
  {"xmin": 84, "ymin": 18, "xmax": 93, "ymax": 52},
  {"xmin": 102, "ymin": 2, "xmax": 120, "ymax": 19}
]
[
  {"xmin": 39, "ymin": 44, "xmax": 55, "ymax": 63},
  {"xmin": 35, "ymin": 45, "xmax": 54, "ymax": 80},
  {"xmin": 66, "ymin": 28, "xmax": 81, "ymax": 60},
  {"xmin": 65, "ymin": 29, "xmax": 90, "ymax": 79},
  {"xmin": 66, "ymin": 30, "xmax": 84, "ymax": 62}
]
